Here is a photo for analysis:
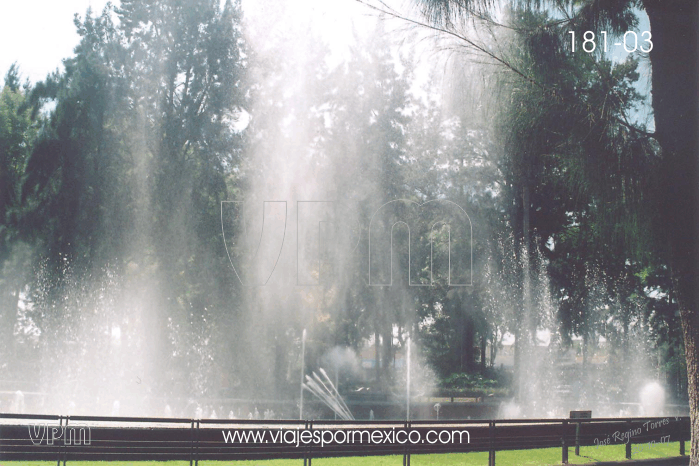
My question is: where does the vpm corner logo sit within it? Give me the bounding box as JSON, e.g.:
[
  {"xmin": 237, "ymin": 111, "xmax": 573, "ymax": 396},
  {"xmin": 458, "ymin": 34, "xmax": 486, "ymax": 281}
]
[
  {"xmin": 221, "ymin": 198, "xmax": 472, "ymax": 287},
  {"xmin": 29, "ymin": 423, "xmax": 91, "ymax": 446}
]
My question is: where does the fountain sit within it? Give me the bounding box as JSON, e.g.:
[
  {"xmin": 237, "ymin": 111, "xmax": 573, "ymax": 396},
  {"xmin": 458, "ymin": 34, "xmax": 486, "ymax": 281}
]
[
  {"xmin": 0, "ymin": 0, "xmax": 683, "ymax": 427},
  {"xmin": 406, "ymin": 337, "xmax": 411, "ymax": 420},
  {"xmin": 10, "ymin": 391, "xmax": 25, "ymax": 414},
  {"xmin": 111, "ymin": 400, "xmax": 120, "ymax": 416},
  {"xmin": 640, "ymin": 382, "xmax": 665, "ymax": 416},
  {"xmin": 300, "ymin": 329, "xmax": 306, "ymax": 420},
  {"xmin": 302, "ymin": 369, "xmax": 354, "ymax": 421}
]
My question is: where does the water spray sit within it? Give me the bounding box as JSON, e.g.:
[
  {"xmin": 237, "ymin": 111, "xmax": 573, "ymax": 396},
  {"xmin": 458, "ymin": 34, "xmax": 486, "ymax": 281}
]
[
  {"xmin": 406, "ymin": 336, "xmax": 411, "ymax": 420},
  {"xmin": 303, "ymin": 369, "xmax": 354, "ymax": 420},
  {"xmin": 300, "ymin": 328, "xmax": 306, "ymax": 420}
]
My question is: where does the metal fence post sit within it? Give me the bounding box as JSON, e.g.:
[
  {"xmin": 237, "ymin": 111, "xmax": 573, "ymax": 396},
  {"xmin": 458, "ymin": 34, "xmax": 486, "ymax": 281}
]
[
  {"xmin": 575, "ymin": 421, "xmax": 580, "ymax": 456},
  {"xmin": 407, "ymin": 421, "xmax": 411, "ymax": 466},
  {"xmin": 626, "ymin": 421, "xmax": 632, "ymax": 460},
  {"xmin": 56, "ymin": 415, "xmax": 63, "ymax": 466},
  {"xmin": 189, "ymin": 420, "xmax": 195, "ymax": 466},
  {"xmin": 63, "ymin": 416, "xmax": 70, "ymax": 466},
  {"xmin": 195, "ymin": 420, "xmax": 200, "ymax": 466},
  {"xmin": 403, "ymin": 421, "xmax": 407, "ymax": 466},
  {"xmin": 303, "ymin": 421, "xmax": 308, "ymax": 466},
  {"xmin": 308, "ymin": 420, "xmax": 313, "ymax": 466},
  {"xmin": 562, "ymin": 420, "xmax": 568, "ymax": 464},
  {"xmin": 489, "ymin": 421, "xmax": 495, "ymax": 466}
]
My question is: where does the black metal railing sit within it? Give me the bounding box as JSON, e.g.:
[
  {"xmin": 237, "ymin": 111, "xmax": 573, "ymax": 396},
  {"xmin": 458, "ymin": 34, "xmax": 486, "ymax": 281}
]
[{"xmin": 0, "ymin": 413, "xmax": 691, "ymax": 465}]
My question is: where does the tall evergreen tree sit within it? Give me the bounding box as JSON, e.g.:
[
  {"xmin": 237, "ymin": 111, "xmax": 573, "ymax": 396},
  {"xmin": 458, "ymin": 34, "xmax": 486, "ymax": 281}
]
[{"xmin": 412, "ymin": 0, "xmax": 698, "ymax": 452}]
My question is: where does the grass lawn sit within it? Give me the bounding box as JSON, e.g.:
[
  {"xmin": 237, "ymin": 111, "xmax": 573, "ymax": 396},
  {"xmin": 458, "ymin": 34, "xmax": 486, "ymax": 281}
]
[{"xmin": 0, "ymin": 442, "xmax": 685, "ymax": 465}]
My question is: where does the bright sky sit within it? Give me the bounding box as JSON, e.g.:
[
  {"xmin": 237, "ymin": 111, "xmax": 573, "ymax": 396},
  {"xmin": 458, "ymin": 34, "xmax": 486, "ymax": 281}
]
[
  {"xmin": 0, "ymin": 0, "xmax": 374, "ymax": 86},
  {"xmin": 0, "ymin": 0, "xmax": 111, "ymax": 84},
  {"xmin": 0, "ymin": 0, "xmax": 652, "ymax": 130}
]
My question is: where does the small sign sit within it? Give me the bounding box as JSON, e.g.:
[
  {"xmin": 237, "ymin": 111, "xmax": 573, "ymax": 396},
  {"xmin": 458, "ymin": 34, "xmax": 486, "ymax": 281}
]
[
  {"xmin": 453, "ymin": 397, "xmax": 482, "ymax": 403},
  {"xmin": 429, "ymin": 397, "xmax": 452, "ymax": 403},
  {"xmin": 570, "ymin": 410, "xmax": 591, "ymax": 419}
]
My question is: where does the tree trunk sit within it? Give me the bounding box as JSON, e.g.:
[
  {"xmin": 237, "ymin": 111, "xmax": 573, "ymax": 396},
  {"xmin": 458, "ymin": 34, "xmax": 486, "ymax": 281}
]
[
  {"xmin": 375, "ymin": 329, "xmax": 381, "ymax": 384},
  {"xmin": 522, "ymin": 184, "xmax": 532, "ymax": 340},
  {"xmin": 462, "ymin": 313, "xmax": 475, "ymax": 373},
  {"xmin": 644, "ymin": 1, "xmax": 699, "ymax": 460},
  {"xmin": 274, "ymin": 335, "xmax": 287, "ymax": 398},
  {"xmin": 383, "ymin": 324, "xmax": 393, "ymax": 385},
  {"xmin": 511, "ymin": 181, "xmax": 527, "ymax": 400},
  {"xmin": 680, "ymin": 305, "xmax": 699, "ymax": 461},
  {"xmin": 490, "ymin": 330, "xmax": 498, "ymax": 368},
  {"xmin": 520, "ymin": 183, "xmax": 533, "ymax": 401},
  {"xmin": 0, "ymin": 285, "xmax": 19, "ymax": 359},
  {"xmin": 622, "ymin": 309, "xmax": 630, "ymax": 396}
]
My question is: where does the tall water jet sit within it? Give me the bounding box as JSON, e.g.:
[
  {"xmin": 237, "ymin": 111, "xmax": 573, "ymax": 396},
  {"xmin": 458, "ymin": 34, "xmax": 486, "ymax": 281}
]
[
  {"xmin": 640, "ymin": 382, "xmax": 665, "ymax": 416},
  {"xmin": 0, "ymin": 0, "xmax": 685, "ymax": 426},
  {"xmin": 11, "ymin": 391, "xmax": 25, "ymax": 414},
  {"xmin": 303, "ymin": 369, "xmax": 354, "ymax": 421},
  {"xmin": 406, "ymin": 336, "xmax": 411, "ymax": 420},
  {"xmin": 300, "ymin": 328, "xmax": 306, "ymax": 420}
]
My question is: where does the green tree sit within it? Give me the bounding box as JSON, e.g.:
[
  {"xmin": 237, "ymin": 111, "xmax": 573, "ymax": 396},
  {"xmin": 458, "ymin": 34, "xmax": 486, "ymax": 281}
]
[
  {"xmin": 326, "ymin": 23, "xmax": 414, "ymax": 387},
  {"xmin": 15, "ymin": 0, "xmax": 249, "ymax": 406},
  {"xmin": 115, "ymin": 0, "xmax": 249, "ymax": 398},
  {"xmin": 0, "ymin": 65, "xmax": 38, "ymax": 373},
  {"xmin": 411, "ymin": 0, "xmax": 697, "ymax": 452}
]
